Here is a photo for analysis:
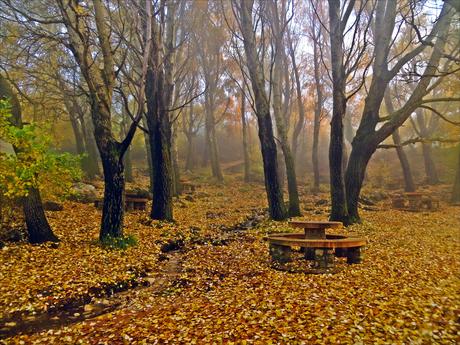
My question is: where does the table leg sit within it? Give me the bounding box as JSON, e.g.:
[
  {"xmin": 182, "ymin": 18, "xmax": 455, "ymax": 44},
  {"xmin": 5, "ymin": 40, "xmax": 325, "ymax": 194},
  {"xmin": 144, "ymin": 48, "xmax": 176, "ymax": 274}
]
[
  {"xmin": 346, "ymin": 247, "xmax": 363, "ymax": 264},
  {"xmin": 335, "ymin": 248, "xmax": 348, "ymax": 258},
  {"xmin": 269, "ymin": 244, "xmax": 291, "ymax": 263},
  {"xmin": 304, "ymin": 248, "xmax": 315, "ymax": 260},
  {"xmin": 313, "ymin": 248, "xmax": 334, "ymax": 269}
]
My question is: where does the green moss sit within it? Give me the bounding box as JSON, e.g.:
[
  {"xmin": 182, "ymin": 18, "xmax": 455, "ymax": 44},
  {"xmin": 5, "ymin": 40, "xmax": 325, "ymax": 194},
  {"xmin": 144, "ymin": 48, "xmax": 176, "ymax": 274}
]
[{"xmin": 99, "ymin": 234, "xmax": 138, "ymax": 250}]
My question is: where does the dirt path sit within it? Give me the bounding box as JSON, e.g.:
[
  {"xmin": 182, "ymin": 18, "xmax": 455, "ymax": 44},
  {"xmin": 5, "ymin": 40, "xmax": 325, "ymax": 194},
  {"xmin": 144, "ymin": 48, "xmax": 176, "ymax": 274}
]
[{"xmin": 0, "ymin": 209, "xmax": 266, "ymax": 339}]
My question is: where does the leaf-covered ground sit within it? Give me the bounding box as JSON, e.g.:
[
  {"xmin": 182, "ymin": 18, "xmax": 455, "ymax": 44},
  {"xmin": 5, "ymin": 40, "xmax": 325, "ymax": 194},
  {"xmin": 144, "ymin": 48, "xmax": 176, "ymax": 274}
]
[{"xmin": 1, "ymin": 180, "xmax": 459, "ymax": 344}]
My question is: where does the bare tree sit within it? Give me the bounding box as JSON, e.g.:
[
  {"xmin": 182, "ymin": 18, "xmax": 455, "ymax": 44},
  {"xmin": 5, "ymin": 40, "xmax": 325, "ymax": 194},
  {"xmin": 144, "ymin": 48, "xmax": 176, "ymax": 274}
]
[
  {"xmin": 344, "ymin": 1, "xmax": 456, "ymax": 223},
  {"xmin": 230, "ymin": 0, "xmax": 286, "ymax": 220}
]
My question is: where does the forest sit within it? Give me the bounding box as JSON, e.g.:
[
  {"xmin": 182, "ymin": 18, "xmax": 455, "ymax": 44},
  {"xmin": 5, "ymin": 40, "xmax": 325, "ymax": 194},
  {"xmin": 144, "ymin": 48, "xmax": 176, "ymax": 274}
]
[{"xmin": 0, "ymin": 0, "xmax": 459, "ymax": 343}]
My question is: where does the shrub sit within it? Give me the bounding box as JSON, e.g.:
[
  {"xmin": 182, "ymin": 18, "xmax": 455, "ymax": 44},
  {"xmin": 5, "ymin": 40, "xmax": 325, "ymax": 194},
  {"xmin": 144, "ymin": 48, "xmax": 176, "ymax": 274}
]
[
  {"xmin": 99, "ymin": 234, "xmax": 138, "ymax": 250},
  {"xmin": 0, "ymin": 100, "xmax": 82, "ymax": 229}
]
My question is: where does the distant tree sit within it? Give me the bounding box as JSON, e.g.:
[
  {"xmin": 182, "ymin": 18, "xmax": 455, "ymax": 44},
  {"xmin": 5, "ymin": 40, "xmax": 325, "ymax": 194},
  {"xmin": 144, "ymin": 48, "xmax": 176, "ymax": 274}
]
[
  {"xmin": 240, "ymin": 88, "xmax": 251, "ymax": 182},
  {"xmin": 451, "ymin": 144, "xmax": 460, "ymax": 204},
  {"xmin": 411, "ymin": 108, "xmax": 440, "ymax": 185},
  {"xmin": 268, "ymin": 0, "xmax": 301, "ymax": 217},
  {"xmin": 384, "ymin": 91, "xmax": 416, "ymax": 192}
]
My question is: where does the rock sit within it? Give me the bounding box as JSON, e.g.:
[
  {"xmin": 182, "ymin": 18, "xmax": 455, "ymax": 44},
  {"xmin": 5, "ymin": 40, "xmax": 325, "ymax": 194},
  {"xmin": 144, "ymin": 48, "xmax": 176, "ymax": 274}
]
[
  {"xmin": 359, "ymin": 196, "xmax": 375, "ymax": 206},
  {"xmin": 0, "ymin": 227, "xmax": 26, "ymax": 242},
  {"xmin": 196, "ymin": 191, "xmax": 210, "ymax": 198},
  {"xmin": 160, "ymin": 239, "xmax": 184, "ymax": 252},
  {"xmin": 43, "ymin": 201, "xmax": 64, "ymax": 211},
  {"xmin": 84, "ymin": 304, "xmax": 94, "ymax": 312},
  {"xmin": 315, "ymin": 199, "xmax": 329, "ymax": 206},
  {"xmin": 69, "ymin": 183, "xmax": 97, "ymax": 203}
]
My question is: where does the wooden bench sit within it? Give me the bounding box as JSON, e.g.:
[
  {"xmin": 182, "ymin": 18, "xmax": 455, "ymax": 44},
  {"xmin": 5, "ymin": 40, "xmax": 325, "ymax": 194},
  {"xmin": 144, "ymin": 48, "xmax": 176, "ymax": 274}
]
[
  {"xmin": 94, "ymin": 196, "xmax": 148, "ymax": 211},
  {"xmin": 391, "ymin": 192, "xmax": 439, "ymax": 211},
  {"xmin": 265, "ymin": 233, "xmax": 366, "ymax": 269},
  {"xmin": 181, "ymin": 182, "xmax": 196, "ymax": 193},
  {"xmin": 125, "ymin": 196, "xmax": 148, "ymax": 211}
]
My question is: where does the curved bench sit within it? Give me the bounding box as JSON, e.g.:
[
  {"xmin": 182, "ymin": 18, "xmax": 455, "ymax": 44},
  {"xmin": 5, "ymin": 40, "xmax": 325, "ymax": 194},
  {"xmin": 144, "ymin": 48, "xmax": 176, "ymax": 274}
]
[{"xmin": 265, "ymin": 233, "xmax": 366, "ymax": 269}]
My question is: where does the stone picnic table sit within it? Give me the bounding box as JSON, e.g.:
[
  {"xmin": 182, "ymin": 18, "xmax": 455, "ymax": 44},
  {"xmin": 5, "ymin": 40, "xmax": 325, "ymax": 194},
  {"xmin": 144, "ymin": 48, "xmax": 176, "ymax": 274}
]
[
  {"xmin": 265, "ymin": 220, "xmax": 366, "ymax": 270},
  {"xmin": 391, "ymin": 191, "xmax": 439, "ymax": 211},
  {"xmin": 288, "ymin": 220, "xmax": 343, "ymax": 239}
]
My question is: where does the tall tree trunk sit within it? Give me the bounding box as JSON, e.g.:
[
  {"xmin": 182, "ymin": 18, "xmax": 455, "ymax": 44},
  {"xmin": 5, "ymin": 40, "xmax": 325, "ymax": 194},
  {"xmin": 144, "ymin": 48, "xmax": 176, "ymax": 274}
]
[
  {"xmin": 123, "ymin": 146, "xmax": 133, "ymax": 183},
  {"xmin": 239, "ymin": 0, "xmax": 286, "ymax": 220},
  {"xmin": 98, "ymin": 144, "xmax": 125, "ymax": 239},
  {"xmin": 384, "ymin": 91, "xmax": 415, "ymax": 192},
  {"xmin": 451, "ymin": 144, "xmax": 460, "ymax": 204},
  {"xmin": 142, "ymin": 116, "xmax": 154, "ymax": 190},
  {"xmin": 241, "ymin": 90, "xmax": 251, "ymax": 182},
  {"xmin": 171, "ymin": 122, "xmax": 181, "ymax": 195},
  {"xmin": 23, "ymin": 187, "xmax": 59, "ymax": 243},
  {"xmin": 185, "ymin": 134, "xmax": 194, "ymax": 171},
  {"xmin": 145, "ymin": 1, "xmax": 175, "ymax": 221},
  {"xmin": 0, "ymin": 74, "xmax": 58, "ymax": 243},
  {"xmin": 393, "ymin": 129, "xmax": 416, "ymax": 192},
  {"xmin": 69, "ymin": 114, "xmax": 85, "ymax": 155},
  {"xmin": 311, "ymin": 29, "xmax": 323, "ymax": 193},
  {"xmin": 201, "ymin": 140, "xmax": 209, "ymax": 167},
  {"xmin": 421, "ymin": 143, "xmax": 440, "ymax": 185},
  {"xmin": 121, "ymin": 114, "xmax": 133, "ymax": 183},
  {"xmin": 184, "ymin": 102, "xmax": 195, "ymax": 171},
  {"xmin": 288, "ymin": 34, "xmax": 305, "ymax": 163},
  {"xmin": 146, "ymin": 115, "xmax": 173, "ymax": 220},
  {"xmin": 80, "ymin": 114, "xmax": 100, "ymax": 179},
  {"xmin": 328, "ymin": 0, "xmax": 348, "ymax": 223},
  {"xmin": 204, "ymin": 97, "xmax": 224, "ymax": 182},
  {"xmin": 270, "ymin": 0, "xmax": 300, "ymax": 217},
  {"xmin": 312, "ymin": 118, "xmax": 321, "ymax": 193},
  {"xmin": 415, "ymin": 109, "xmax": 440, "ymax": 184}
]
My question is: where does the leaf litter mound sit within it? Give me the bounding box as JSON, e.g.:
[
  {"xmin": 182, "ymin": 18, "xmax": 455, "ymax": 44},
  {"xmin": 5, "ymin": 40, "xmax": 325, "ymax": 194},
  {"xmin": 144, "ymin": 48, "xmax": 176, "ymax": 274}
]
[{"xmin": 1, "ymin": 182, "xmax": 459, "ymax": 344}]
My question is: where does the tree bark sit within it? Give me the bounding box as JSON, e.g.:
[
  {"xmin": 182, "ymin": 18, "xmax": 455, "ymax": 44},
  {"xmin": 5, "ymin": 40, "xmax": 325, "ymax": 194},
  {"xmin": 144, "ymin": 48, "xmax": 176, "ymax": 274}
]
[
  {"xmin": 171, "ymin": 122, "xmax": 181, "ymax": 195},
  {"xmin": 23, "ymin": 187, "xmax": 60, "ymax": 243},
  {"xmin": 415, "ymin": 109, "xmax": 440, "ymax": 184},
  {"xmin": 393, "ymin": 129, "xmax": 416, "ymax": 192},
  {"xmin": 328, "ymin": 0, "xmax": 348, "ymax": 223},
  {"xmin": 80, "ymin": 113, "xmax": 100, "ymax": 179},
  {"xmin": 145, "ymin": 1, "xmax": 175, "ymax": 221},
  {"xmin": 311, "ymin": 26, "xmax": 323, "ymax": 194},
  {"xmin": 241, "ymin": 90, "xmax": 251, "ymax": 182},
  {"xmin": 204, "ymin": 97, "xmax": 224, "ymax": 182},
  {"xmin": 142, "ymin": 116, "xmax": 154, "ymax": 190},
  {"xmin": 184, "ymin": 102, "xmax": 196, "ymax": 171},
  {"xmin": 288, "ymin": 33, "xmax": 305, "ymax": 164},
  {"xmin": 238, "ymin": 0, "xmax": 286, "ymax": 220},
  {"xmin": 98, "ymin": 143, "xmax": 125, "ymax": 239},
  {"xmin": 421, "ymin": 143, "xmax": 440, "ymax": 185},
  {"xmin": 384, "ymin": 92, "xmax": 415, "ymax": 192}
]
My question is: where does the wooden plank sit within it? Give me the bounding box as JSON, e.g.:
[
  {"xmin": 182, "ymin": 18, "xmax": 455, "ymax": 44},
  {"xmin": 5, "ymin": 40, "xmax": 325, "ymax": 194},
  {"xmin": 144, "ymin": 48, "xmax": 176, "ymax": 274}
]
[
  {"xmin": 267, "ymin": 236, "xmax": 366, "ymax": 249},
  {"xmin": 289, "ymin": 221, "xmax": 342, "ymax": 229}
]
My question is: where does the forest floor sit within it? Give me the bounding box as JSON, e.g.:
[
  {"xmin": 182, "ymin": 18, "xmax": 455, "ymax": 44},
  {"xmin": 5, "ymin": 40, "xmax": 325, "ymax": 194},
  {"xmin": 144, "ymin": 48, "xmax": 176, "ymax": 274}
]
[{"xmin": 0, "ymin": 177, "xmax": 459, "ymax": 344}]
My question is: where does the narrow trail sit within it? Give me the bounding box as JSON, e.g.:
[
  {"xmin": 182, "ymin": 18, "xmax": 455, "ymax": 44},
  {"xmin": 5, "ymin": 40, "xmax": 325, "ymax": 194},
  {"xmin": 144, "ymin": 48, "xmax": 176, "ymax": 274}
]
[
  {"xmin": 0, "ymin": 208, "xmax": 266, "ymax": 339},
  {"xmin": 0, "ymin": 252, "xmax": 183, "ymax": 339}
]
